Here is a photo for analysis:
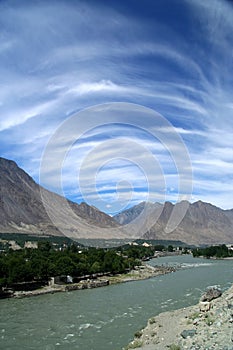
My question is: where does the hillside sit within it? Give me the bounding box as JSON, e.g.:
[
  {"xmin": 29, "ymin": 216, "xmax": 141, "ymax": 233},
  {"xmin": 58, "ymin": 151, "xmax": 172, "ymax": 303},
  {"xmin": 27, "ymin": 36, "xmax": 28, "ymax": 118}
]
[
  {"xmin": 0, "ymin": 157, "xmax": 121, "ymax": 239},
  {"xmin": 114, "ymin": 201, "xmax": 233, "ymax": 245},
  {"xmin": 1, "ymin": 157, "xmax": 232, "ymax": 244}
]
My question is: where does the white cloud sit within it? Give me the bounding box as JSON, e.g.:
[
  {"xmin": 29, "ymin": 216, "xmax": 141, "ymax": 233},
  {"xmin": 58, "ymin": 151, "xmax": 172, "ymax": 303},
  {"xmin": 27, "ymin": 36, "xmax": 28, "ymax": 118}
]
[
  {"xmin": 0, "ymin": 100, "xmax": 56, "ymax": 132},
  {"xmin": 67, "ymin": 80, "xmax": 131, "ymax": 96},
  {"xmin": 0, "ymin": 0, "xmax": 232, "ymax": 212}
]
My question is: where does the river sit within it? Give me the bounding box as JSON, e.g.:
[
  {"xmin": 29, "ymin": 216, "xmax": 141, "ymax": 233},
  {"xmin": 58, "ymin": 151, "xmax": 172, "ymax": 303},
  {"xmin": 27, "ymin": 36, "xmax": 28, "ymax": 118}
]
[{"xmin": 0, "ymin": 255, "xmax": 232, "ymax": 350}]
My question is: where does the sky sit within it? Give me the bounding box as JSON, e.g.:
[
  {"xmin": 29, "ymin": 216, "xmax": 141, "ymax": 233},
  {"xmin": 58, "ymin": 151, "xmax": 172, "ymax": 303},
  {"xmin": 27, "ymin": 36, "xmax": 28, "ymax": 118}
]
[{"xmin": 0, "ymin": 0, "xmax": 233, "ymax": 214}]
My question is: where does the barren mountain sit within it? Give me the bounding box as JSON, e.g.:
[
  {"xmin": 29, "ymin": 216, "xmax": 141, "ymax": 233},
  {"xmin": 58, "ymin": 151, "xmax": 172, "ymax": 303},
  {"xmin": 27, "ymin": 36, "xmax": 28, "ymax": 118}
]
[
  {"xmin": 114, "ymin": 202, "xmax": 162, "ymax": 225},
  {"xmin": 1, "ymin": 157, "xmax": 232, "ymax": 244},
  {"xmin": 0, "ymin": 157, "xmax": 121, "ymax": 239},
  {"xmin": 114, "ymin": 200, "xmax": 233, "ymax": 245}
]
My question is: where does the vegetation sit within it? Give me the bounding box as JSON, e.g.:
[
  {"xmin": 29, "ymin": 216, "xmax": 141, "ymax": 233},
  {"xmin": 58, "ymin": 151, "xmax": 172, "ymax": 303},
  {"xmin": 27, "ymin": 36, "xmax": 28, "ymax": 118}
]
[
  {"xmin": 120, "ymin": 245, "xmax": 155, "ymax": 259},
  {"xmin": 124, "ymin": 339, "xmax": 144, "ymax": 349},
  {"xmin": 192, "ymin": 244, "xmax": 233, "ymax": 259},
  {"xmin": 0, "ymin": 232, "xmax": 79, "ymax": 251},
  {"xmin": 189, "ymin": 311, "xmax": 200, "ymax": 320},
  {"xmin": 149, "ymin": 317, "xmax": 156, "ymax": 324},
  {"xmin": 119, "ymin": 242, "xmax": 188, "ymax": 259},
  {"xmin": 0, "ymin": 242, "xmax": 141, "ymax": 287},
  {"xmin": 0, "ymin": 236, "xmax": 191, "ymax": 289},
  {"xmin": 134, "ymin": 330, "xmax": 143, "ymax": 338},
  {"xmin": 168, "ymin": 345, "xmax": 181, "ymax": 350},
  {"xmin": 204, "ymin": 313, "xmax": 215, "ymax": 326}
]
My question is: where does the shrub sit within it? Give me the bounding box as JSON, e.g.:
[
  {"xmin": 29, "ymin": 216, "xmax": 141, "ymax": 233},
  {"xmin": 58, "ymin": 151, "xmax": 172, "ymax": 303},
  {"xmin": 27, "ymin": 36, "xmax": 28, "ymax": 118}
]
[
  {"xmin": 124, "ymin": 340, "xmax": 144, "ymax": 349},
  {"xmin": 134, "ymin": 330, "xmax": 143, "ymax": 338},
  {"xmin": 149, "ymin": 317, "xmax": 156, "ymax": 324},
  {"xmin": 169, "ymin": 345, "xmax": 181, "ymax": 350}
]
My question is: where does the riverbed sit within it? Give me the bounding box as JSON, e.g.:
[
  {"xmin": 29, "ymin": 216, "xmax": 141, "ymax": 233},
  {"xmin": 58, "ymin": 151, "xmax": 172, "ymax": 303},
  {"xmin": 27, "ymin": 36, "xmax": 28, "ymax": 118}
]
[{"xmin": 0, "ymin": 255, "xmax": 232, "ymax": 350}]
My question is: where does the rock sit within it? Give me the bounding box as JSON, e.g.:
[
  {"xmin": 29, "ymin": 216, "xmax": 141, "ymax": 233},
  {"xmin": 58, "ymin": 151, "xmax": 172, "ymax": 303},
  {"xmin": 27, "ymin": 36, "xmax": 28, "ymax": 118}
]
[
  {"xmin": 181, "ymin": 329, "xmax": 197, "ymax": 339},
  {"xmin": 193, "ymin": 318, "xmax": 200, "ymax": 325},
  {"xmin": 199, "ymin": 301, "xmax": 211, "ymax": 312},
  {"xmin": 226, "ymin": 293, "xmax": 233, "ymax": 301},
  {"xmin": 201, "ymin": 286, "xmax": 222, "ymax": 302},
  {"xmin": 124, "ymin": 284, "xmax": 233, "ymax": 350}
]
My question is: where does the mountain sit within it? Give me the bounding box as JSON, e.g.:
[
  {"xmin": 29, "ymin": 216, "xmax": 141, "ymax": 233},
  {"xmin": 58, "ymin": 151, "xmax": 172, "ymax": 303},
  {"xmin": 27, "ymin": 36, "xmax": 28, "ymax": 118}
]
[
  {"xmin": 114, "ymin": 200, "xmax": 233, "ymax": 245},
  {"xmin": 114, "ymin": 202, "xmax": 162, "ymax": 225},
  {"xmin": 0, "ymin": 157, "xmax": 121, "ymax": 239},
  {"xmin": 1, "ymin": 157, "xmax": 233, "ymax": 245}
]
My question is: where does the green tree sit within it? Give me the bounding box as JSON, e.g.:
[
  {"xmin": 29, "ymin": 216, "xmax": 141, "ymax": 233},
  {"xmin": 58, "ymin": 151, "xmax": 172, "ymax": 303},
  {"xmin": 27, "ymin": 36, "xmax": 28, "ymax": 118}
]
[
  {"xmin": 38, "ymin": 241, "xmax": 52, "ymax": 253},
  {"xmin": 90, "ymin": 261, "xmax": 101, "ymax": 274},
  {"xmin": 54, "ymin": 256, "xmax": 76, "ymax": 276},
  {"xmin": 167, "ymin": 245, "xmax": 173, "ymax": 252}
]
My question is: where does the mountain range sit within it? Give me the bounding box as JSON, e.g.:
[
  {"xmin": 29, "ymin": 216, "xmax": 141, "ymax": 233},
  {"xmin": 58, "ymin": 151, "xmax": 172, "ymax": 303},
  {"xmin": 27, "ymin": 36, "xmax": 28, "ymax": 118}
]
[
  {"xmin": 114, "ymin": 201, "xmax": 233, "ymax": 245},
  {"xmin": 0, "ymin": 157, "xmax": 232, "ymax": 245},
  {"xmin": 0, "ymin": 157, "xmax": 121, "ymax": 239}
]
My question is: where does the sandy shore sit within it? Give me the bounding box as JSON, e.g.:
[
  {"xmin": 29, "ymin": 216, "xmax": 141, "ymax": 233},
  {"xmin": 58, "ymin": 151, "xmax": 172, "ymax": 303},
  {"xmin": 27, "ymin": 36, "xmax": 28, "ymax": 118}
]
[
  {"xmin": 123, "ymin": 284, "xmax": 233, "ymax": 350},
  {"xmin": 10, "ymin": 264, "xmax": 175, "ymax": 299}
]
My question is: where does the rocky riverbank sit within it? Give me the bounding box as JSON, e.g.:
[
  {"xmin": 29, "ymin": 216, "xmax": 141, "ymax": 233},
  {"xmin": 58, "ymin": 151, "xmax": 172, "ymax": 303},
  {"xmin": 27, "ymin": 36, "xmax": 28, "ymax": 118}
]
[
  {"xmin": 6, "ymin": 263, "xmax": 175, "ymax": 299},
  {"xmin": 106, "ymin": 264, "xmax": 176, "ymax": 285},
  {"xmin": 13, "ymin": 278, "xmax": 110, "ymax": 298},
  {"xmin": 123, "ymin": 285, "xmax": 233, "ymax": 350}
]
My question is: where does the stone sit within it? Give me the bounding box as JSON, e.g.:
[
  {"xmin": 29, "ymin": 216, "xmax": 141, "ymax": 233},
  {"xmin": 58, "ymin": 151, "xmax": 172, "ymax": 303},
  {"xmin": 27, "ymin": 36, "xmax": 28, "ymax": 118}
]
[
  {"xmin": 226, "ymin": 293, "xmax": 233, "ymax": 301},
  {"xmin": 193, "ymin": 318, "xmax": 200, "ymax": 325},
  {"xmin": 201, "ymin": 286, "xmax": 222, "ymax": 302},
  {"xmin": 199, "ymin": 301, "xmax": 211, "ymax": 312},
  {"xmin": 181, "ymin": 329, "xmax": 197, "ymax": 339}
]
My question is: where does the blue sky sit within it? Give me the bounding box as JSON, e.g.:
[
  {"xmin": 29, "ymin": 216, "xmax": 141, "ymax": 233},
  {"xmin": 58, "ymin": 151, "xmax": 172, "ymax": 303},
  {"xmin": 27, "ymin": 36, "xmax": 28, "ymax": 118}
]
[{"xmin": 0, "ymin": 0, "xmax": 233, "ymax": 213}]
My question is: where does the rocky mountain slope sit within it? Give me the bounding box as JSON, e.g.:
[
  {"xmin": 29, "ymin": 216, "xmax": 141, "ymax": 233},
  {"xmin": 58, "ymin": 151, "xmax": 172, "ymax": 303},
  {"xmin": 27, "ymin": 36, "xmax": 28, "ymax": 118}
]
[
  {"xmin": 114, "ymin": 202, "xmax": 162, "ymax": 225},
  {"xmin": 0, "ymin": 157, "xmax": 121, "ymax": 238},
  {"xmin": 114, "ymin": 201, "xmax": 233, "ymax": 245},
  {"xmin": 1, "ymin": 157, "xmax": 232, "ymax": 244}
]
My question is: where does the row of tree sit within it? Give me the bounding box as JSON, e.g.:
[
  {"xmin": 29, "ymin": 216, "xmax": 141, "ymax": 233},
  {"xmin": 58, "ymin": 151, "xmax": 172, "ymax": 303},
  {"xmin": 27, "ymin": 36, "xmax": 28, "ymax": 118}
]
[
  {"xmin": 0, "ymin": 242, "xmax": 141, "ymax": 286},
  {"xmin": 0, "ymin": 240, "xmax": 190, "ymax": 287},
  {"xmin": 192, "ymin": 244, "xmax": 233, "ymax": 258}
]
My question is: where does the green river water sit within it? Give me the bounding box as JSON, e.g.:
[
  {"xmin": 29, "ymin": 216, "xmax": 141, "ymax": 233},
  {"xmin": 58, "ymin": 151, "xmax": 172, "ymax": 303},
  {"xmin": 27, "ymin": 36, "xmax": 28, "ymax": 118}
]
[{"xmin": 0, "ymin": 255, "xmax": 232, "ymax": 350}]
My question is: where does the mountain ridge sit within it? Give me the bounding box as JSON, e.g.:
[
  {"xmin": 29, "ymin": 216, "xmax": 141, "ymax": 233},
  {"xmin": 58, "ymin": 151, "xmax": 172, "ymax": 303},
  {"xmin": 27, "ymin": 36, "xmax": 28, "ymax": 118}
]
[
  {"xmin": 0, "ymin": 157, "xmax": 120, "ymax": 238},
  {"xmin": 114, "ymin": 200, "xmax": 233, "ymax": 245},
  {"xmin": 0, "ymin": 157, "xmax": 232, "ymax": 245}
]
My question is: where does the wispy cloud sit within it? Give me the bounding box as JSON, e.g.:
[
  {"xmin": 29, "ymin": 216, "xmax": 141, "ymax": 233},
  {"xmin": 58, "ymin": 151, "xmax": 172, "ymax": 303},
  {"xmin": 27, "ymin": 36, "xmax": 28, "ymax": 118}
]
[{"xmin": 0, "ymin": 0, "xmax": 232, "ymax": 211}]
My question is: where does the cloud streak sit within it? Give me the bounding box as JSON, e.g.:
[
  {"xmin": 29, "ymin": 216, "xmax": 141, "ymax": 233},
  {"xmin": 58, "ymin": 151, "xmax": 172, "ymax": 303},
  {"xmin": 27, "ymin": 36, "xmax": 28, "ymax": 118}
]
[{"xmin": 0, "ymin": 0, "xmax": 232, "ymax": 212}]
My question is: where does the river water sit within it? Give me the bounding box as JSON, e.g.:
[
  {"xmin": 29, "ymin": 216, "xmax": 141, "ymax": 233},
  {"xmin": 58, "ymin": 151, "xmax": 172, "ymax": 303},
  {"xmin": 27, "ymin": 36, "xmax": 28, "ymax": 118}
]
[{"xmin": 1, "ymin": 255, "xmax": 232, "ymax": 350}]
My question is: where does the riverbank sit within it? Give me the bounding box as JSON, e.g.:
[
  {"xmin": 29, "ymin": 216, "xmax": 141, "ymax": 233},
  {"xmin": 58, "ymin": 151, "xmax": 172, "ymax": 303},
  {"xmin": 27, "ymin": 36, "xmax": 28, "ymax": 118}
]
[
  {"xmin": 8, "ymin": 263, "xmax": 175, "ymax": 299},
  {"xmin": 106, "ymin": 264, "xmax": 176, "ymax": 285},
  {"xmin": 124, "ymin": 284, "xmax": 233, "ymax": 350}
]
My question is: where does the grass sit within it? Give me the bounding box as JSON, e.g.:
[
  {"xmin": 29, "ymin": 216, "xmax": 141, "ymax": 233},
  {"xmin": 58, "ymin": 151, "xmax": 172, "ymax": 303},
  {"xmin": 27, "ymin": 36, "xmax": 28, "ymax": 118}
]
[
  {"xmin": 123, "ymin": 339, "xmax": 144, "ymax": 349},
  {"xmin": 149, "ymin": 317, "xmax": 156, "ymax": 324},
  {"xmin": 168, "ymin": 345, "xmax": 181, "ymax": 350},
  {"xmin": 189, "ymin": 311, "xmax": 200, "ymax": 320},
  {"xmin": 204, "ymin": 313, "xmax": 215, "ymax": 326},
  {"xmin": 186, "ymin": 311, "xmax": 201, "ymax": 324},
  {"xmin": 134, "ymin": 330, "xmax": 143, "ymax": 338}
]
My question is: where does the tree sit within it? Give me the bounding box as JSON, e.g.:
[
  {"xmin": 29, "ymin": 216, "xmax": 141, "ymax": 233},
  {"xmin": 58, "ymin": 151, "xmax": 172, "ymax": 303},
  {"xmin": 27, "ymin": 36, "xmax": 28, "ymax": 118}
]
[
  {"xmin": 167, "ymin": 245, "xmax": 173, "ymax": 252},
  {"xmin": 54, "ymin": 256, "xmax": 76, "ymax": 276},
  {"xmin": 90, "ymin": 261, "xmax": 101, "ymax": 274},
  {"xmin": 38, "ymin": 241, "xmax": 52, "ymax": 253}
]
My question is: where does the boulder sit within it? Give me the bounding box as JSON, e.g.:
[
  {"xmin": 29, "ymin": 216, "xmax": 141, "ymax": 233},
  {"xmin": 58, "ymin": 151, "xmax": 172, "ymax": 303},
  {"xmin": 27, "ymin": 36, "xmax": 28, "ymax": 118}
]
[
  {"xmin": 181, "ymin": 329, "xmax": 196, "ymax": 339},
  {"xmin": 201, "ymin": 286, "xmax": 222, "ymax": 302},
  {"xmin": 199, "ymin": 301, "xmax": 211, "ymax": 312}
]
